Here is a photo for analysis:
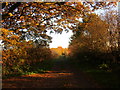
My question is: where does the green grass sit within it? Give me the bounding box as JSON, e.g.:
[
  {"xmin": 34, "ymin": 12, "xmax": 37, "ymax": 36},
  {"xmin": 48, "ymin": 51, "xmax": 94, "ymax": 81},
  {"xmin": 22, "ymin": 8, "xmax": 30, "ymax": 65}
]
[
  {"xmin": 69, "ymin": 59, "xmax": 120, "ymax": 88},
  {"xmin": 3, "ymin": 59, "xmax": 54, "ymax": 79},
  {"xmin": 88, "ymin": 71, "xmax": 119, "ymax": 88}
]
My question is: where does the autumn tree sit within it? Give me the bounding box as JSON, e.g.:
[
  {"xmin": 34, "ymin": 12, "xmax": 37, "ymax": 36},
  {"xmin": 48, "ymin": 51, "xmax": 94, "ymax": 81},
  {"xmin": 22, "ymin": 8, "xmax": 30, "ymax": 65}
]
[
  {"xmin": 69, "ymin": 13, "xmax": 110, "ymax": 63},
  {"xmin": 100, "ymin": 10, "xmax": 120, "ymax": 63},
  {"xmin": 1, "ymin": 28, "xmax": 32, "ymax": 75},
  {"xmin": 1, "ymin": 28, "xmax": 53, "ymax": 75}
]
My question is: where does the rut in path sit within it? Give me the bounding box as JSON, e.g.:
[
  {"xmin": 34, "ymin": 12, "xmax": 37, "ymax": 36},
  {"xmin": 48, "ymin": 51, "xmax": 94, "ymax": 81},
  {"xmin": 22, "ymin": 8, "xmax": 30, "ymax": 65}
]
[{"xmin": 2, "ymin": 59, "xmax": 101, "ymax": 88}]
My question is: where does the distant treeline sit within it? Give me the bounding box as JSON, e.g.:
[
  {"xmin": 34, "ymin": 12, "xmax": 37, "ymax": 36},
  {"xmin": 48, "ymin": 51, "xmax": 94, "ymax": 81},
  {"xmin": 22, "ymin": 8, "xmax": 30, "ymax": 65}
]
[{"xmin": 51, "ymin": 46, "xmax": 68, "ymax": 57}]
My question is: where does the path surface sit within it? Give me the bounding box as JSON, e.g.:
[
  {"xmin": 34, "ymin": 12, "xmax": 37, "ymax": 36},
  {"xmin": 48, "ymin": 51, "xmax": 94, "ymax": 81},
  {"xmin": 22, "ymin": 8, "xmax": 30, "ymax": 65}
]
[{"xmin": 2, "ymin": 59, "xmax": 101, "ymax": 88}]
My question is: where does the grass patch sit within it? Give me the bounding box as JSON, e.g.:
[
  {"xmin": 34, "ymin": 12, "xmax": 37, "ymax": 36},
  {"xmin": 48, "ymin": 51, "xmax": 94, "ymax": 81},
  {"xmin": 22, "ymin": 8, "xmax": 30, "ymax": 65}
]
[
  {"xmin": 69, "ymin": 59, "xmax": 120, "ymax": 88},
  {"xmin": 88, "ymin": 71, "xmax": 119, "ymax": 88},
  {"xmin": 3, "ymin": 59, "xmax": 54, "ymax": 79}
]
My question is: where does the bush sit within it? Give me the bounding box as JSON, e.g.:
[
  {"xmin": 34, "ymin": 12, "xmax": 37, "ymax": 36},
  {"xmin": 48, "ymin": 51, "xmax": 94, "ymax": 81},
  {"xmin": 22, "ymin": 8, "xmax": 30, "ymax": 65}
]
[{"xmin": 2, "ymin": 47, "xmax": 53, "ymax": 76}]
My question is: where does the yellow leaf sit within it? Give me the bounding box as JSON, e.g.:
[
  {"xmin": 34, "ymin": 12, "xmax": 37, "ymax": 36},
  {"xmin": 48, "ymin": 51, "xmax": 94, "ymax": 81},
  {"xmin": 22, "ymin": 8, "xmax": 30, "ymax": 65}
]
[
  {"xmin": 36, "ymin": 23, "xmax": 39, "ymax": 25},
  {"xmin": 20, "ymin": 16, "xmax": 24, "ymax": 19},
  {"xmin": 8, "ymin": 13, "xmax": 13, "ymax": 16},
  {"xmin": 6, "ymin": 2, "xmax": 8, "ymax": 6},
  {"xmin": 45, "ymin": 3, "xmax": 52, "ymax": 5}
]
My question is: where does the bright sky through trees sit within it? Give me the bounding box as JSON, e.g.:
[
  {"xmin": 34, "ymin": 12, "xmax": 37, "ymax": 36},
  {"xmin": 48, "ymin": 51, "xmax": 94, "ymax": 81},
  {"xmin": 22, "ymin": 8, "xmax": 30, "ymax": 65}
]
[
  {"xmin": 48, "ymin": 3, "xmax": 118, "ymax": 49},
  {"xmin": 47, "ymin": 18, "xmax": 83, "ymax": 48},
  {"xmin": 47, "ymin": 30, "xmax": 73, "ymax": 48}
]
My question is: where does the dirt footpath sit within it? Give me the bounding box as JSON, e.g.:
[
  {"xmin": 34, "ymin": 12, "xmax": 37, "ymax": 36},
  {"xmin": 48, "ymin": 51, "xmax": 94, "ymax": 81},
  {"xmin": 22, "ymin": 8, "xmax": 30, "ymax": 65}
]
[{"xmin": 2, "ymin": 59, "xmax": 101, "ymax": 88}]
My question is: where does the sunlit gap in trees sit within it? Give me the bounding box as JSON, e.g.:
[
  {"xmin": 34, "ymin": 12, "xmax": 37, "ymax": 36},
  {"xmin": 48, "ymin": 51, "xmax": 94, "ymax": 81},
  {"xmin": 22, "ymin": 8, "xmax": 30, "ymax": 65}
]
[
  {"xmin": 46, "ymin": 18, "xmax": 83, "ymax": 48},
  {"xmin": 47, "ymin": 30, "xmax": 73, "ymax": 48}
]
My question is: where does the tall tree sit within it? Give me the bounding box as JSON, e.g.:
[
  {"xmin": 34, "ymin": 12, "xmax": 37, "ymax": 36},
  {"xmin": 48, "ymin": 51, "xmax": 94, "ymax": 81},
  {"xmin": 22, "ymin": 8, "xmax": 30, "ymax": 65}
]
[
  {"xmin": 100, "ymin": 10, "xmax": 120, "ymax": 63},
  {"xmin": 69, "ymin": 13, "xmax": 109, "ymax": 63}
]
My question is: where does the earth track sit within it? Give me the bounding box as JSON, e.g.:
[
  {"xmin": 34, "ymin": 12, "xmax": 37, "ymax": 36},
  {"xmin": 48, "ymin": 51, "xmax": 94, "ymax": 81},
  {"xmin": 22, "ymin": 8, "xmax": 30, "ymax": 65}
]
[{"xmin": 2, "ymin": 59, "xmax": 101, "ymax": 88}]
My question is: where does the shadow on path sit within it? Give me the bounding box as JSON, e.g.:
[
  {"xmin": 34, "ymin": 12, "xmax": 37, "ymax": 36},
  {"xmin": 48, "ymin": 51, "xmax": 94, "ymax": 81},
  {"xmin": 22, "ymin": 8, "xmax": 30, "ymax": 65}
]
[{"xmin": 2, "ymin": 58, "xmax": 101, "ymax": 88}]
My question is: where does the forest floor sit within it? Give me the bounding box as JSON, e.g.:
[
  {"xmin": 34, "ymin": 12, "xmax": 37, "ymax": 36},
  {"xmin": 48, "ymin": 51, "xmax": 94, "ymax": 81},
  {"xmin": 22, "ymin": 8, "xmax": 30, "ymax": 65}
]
[{"xmin": 2, "ymin": 58, "xmax": 101, "ymax": 88}]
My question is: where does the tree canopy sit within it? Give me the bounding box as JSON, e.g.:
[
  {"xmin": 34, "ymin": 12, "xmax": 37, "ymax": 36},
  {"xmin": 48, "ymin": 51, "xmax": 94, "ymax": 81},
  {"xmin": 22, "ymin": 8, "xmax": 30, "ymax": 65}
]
[{"xmin": 1, "ymin": 2, "xmax": 117, "ymax": 47}]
